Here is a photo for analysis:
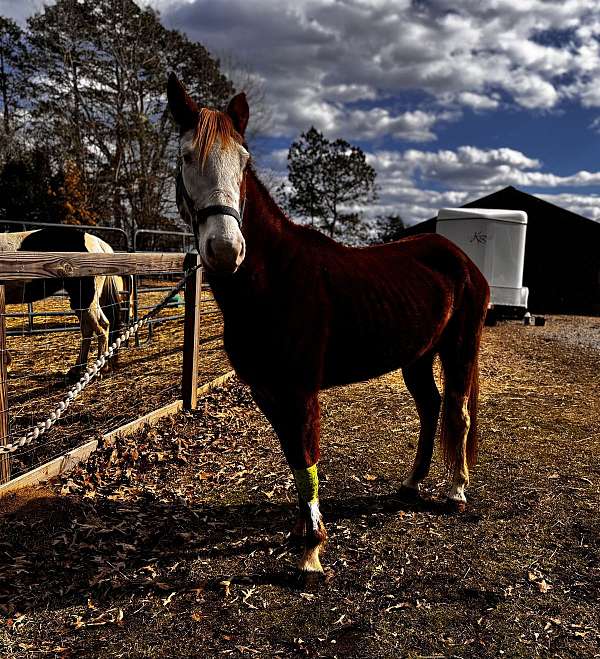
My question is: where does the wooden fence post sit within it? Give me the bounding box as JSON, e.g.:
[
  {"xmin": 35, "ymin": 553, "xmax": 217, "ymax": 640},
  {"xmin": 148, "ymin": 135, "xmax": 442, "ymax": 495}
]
[
  {"xmin": 0, "ymin": 285, "xmax": 10, "ymax": 484},
  {"xmin": 181, "ymin": 253, "xmax": 202, "ymax": 410}
]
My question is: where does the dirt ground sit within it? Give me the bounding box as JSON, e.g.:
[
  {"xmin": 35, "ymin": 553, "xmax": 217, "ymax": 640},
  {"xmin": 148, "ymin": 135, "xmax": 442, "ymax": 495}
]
[{"xmin": 0, "ymin": 316, "xmax": 599, "ymax": 658}]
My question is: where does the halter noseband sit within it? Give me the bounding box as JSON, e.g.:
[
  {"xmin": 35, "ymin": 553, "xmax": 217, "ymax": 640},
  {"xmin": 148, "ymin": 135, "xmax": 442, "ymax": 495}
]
[{"xmin": 176, "ymin": 164, "xmax": 245, "ymax": 232}]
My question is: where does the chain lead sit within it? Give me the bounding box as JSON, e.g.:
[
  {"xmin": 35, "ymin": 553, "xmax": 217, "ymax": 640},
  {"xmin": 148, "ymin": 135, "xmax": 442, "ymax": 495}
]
[{"xmin": 0, "ymin": 265, "xmax": 200, "ymax": 456}]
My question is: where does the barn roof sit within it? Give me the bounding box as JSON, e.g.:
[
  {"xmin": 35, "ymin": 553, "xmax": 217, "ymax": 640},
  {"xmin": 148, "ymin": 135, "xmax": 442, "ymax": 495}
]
[{"xmin": 404, "ymin": 185, "xmax": 600, "ymax": 235}]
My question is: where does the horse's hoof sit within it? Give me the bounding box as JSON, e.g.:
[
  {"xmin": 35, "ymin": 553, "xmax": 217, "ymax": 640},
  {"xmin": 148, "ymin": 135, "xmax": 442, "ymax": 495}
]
[
  {"xmin": 398, "ymin": 484, "xmax": 420, "ymax": 501},
  {"xmin": 298, "ymin": 569, "xmax": 326, "ymax": 591},
  {"xmin": 445, "ymin": 497, "xmax": 467, "ymax": 513}
]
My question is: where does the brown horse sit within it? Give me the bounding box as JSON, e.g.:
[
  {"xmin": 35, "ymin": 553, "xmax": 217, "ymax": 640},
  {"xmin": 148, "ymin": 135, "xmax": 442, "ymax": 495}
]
[{"xmin": 167, "ymin": 74, "xmax": 490, "ymax": 580}]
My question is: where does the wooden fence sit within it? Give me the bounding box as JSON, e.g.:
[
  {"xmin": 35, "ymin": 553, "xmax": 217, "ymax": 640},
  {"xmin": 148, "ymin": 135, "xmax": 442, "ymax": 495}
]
[{"xmin": 0, "ymin": 250, "xmax": 203, "ymax": 486}]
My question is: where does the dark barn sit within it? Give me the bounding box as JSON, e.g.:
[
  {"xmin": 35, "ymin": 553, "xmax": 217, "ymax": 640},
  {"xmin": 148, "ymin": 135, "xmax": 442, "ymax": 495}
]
[{"xmin": 404, "ymin": 186, "xmax": 600, "ymax": 315}]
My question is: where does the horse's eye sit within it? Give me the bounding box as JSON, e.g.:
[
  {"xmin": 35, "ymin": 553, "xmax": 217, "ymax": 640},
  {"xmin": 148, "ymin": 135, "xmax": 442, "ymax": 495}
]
[{"xmin": 183, "ymin": 153, "xmax": 193, "ymax": 165}]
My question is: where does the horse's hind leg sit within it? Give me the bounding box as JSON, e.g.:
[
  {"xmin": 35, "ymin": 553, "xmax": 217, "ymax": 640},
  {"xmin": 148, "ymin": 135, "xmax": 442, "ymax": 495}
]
[
  {"xmin": 438, "ymin": 325, "xmax": 483, "ymax": 507},
  {"xmin": 400, "ymin": 352, "xmax": 441, "ymax": 495},
  {"xmin": 251, "ymin": 387, "xmax": 327, "ymax": 580},
  {"xmin": 68, "ymin": 303, "xmax": 109, "ymax": 382},
  {"xmin": 69, "ymin": 309, "xmax": 94, "ymax": 381},
  {"xmin": 438, "ymin": 361, "xmax": 471, "ymax": 505},
  {"xmin": 92, "ymin": 302, "xmax": 110, "ymax": 361}
]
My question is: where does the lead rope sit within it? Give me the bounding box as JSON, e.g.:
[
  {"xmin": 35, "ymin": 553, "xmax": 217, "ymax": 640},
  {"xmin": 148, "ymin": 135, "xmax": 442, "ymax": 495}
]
[{"xmin": 0, "ymin": 265, "xmax": 200, "ymax": 456}]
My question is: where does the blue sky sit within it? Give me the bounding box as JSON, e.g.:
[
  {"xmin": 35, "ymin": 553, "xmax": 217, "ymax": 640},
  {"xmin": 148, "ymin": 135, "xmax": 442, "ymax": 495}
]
[{"xmin": 4, "ymin": 0, "xmax": 600, "ymax": 224}]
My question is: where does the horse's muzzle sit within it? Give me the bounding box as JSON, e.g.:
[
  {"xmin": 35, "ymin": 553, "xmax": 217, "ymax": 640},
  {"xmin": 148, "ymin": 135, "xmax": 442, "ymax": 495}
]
[{"xmin": 204, "ymin": 235, "xmax": 246, "ymax": 273}]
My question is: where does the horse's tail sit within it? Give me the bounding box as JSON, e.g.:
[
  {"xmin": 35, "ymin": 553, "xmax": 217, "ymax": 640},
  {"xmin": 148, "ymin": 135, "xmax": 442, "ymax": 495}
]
[
  {"xmin": 100, "ymin": 275, "xmax": 124, "ymax": 348},
  {"xmin": 91, "ymin": 234, "xmax": 132, "ymax": 349},
  {"xmin": 438, "ymin": 276, "xmax": 487, "ymax": 471},
  {"xmin": 465, "ymin": 350, "xmax": 480, "ymax": 467}
]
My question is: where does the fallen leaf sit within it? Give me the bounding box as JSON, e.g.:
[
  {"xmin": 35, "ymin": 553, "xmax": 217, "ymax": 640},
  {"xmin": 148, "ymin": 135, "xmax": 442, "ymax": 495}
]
[
  {"xmin": 537, "ymin": 579, "xmax": 551, "ymax": 593},
  {"xmin": 161, "ymin": 592, "xmax": 176, "ymax": 606}
]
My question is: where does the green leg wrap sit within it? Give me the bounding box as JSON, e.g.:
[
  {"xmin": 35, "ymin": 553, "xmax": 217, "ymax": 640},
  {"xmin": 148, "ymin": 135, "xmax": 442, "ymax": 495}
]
[{"xmin": 293, "ymin": 464, "xmax": 319, "ymax": 504}]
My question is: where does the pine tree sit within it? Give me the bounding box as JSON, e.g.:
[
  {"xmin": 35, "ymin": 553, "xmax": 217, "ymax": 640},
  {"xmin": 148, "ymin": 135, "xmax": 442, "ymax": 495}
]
[
  {"xmin": 286, "ymin": 126, "xmax": 377, "ymax": 242},
  {"xmin": 373, "ymin": 214, "xmax": 407, "ymax": 243}
]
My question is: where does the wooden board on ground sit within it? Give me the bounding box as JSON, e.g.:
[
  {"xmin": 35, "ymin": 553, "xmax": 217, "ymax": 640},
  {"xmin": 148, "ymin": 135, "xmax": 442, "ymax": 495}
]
[
  {"xmin": 0, "ymin": 284, "xmax": 9, "ymax": 483},
  {"xmin": 0, "ymin": 439, "xmax": 97, "ymax": 496}
]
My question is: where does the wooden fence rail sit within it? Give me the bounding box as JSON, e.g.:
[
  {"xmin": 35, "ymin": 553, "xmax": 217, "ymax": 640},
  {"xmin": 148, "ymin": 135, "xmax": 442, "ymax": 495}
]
[
  {"xmin": 0, "ymin": 251, "xmax": 202, "ymax": 485},
  {"xmin": 0, "ymin": 251, "xmax": 188, "ymax": 280}
]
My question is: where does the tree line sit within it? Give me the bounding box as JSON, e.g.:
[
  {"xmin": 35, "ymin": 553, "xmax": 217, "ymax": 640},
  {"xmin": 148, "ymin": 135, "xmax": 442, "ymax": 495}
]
[
  {"xmin": 1, "ymin": 0, "xmax": 404, "ymax": 245},
  {"xmin": 0, "ymin": 0, "xmax": 233, "ymax": 241}
]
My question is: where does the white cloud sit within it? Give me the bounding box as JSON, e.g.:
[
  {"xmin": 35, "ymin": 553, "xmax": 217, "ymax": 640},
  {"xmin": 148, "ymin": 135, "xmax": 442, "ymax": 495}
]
[
  {"xmin": 458, "ymin": 92, "xmax": 499, "ymax": 110},
  {"xmin": 589, "ymin": 117, "xmax": 600, "ymax": 133},
  {"xmin": 150, "ymin": 0, "xmax": 600, "ymax": 140},
  {"xmin": 537, "ymin": 192, "xmax": 600, "ymax": 220},
  {"xmin": 373, "ymin": 145, "xmax": 600, "ymax": 223},
  {"xmin": 339, "ymin": 145, "xmax": 600, "ymax": 224},
  {"xmin": 341, "ymin": 107, "xmax": 459, "ymax": 142},
  {"xmin": 0, "ymin": 0, "xmax": 46, "ymax": 24},
  {"xmin": 378, "ymin": 146, "xmax": 600, "ymax": 191}
]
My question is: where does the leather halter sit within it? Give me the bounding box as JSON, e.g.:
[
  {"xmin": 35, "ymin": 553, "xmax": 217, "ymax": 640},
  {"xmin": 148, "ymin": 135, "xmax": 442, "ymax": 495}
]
[{"xmin": 176, "ymin": 164, "xmax": 245, "ymax": 232}]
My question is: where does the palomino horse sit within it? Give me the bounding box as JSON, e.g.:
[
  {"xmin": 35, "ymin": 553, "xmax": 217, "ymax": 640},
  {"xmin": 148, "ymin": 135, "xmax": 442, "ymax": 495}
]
[
  {"xmin": 0, "ymin": 227, "xmax": 130, "ymax": 381},
  {"xmin": 167, "ymin": 74, "xmax": 490, "ymax": 580}
]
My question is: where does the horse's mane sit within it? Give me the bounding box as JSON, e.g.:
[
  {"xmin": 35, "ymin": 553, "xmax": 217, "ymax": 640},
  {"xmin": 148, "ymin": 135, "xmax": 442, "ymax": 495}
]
[{"xmin": 192, "ymin": 108, "xmax": 242, "ymax": 168}]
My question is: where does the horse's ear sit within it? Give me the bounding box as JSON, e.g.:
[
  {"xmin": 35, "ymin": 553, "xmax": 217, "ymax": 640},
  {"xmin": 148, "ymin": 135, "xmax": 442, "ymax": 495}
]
[
  {"xmin": 227, "ymin": 92, "xmax": 249, "ymax": 137},
  {"xmin": 167, "ymin": 73, "xmax": 199, "ymax": 132}
]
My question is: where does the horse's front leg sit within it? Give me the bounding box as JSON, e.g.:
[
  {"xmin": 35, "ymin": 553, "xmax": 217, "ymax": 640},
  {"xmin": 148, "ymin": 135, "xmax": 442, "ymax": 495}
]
[
  {"xmin": 252, "ymin": 388, "xmax": 327, "ymax": 579},
  {"xmin": 291, "ymin": 460, "xmax": 327, "ymax": 575}
]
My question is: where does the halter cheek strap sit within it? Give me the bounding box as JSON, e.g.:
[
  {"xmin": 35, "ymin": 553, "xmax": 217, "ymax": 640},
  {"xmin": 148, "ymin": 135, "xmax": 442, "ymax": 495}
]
[{"xmin": 176, "ymin": 165, "xmax": 245, "ymax": 229}]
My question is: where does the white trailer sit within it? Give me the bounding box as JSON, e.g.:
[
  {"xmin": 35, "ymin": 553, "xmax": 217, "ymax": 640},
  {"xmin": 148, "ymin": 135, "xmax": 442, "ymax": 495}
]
[{"xmin": 436, "ymin": 207, "xmax": 529, "ymax": 318}]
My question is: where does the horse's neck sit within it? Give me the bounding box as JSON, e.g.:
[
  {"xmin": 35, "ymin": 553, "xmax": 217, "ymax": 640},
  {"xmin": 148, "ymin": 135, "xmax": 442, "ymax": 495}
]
[{"xmin": 243, "ymin": 168, "xmax": 290, "ymax": 251}]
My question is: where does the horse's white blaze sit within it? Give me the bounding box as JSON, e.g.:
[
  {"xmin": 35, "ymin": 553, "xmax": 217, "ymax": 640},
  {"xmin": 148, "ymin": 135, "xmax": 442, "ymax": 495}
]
[{"xmin": 180, "ymin": 129, "xmax": 247, "ymax": 272}]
